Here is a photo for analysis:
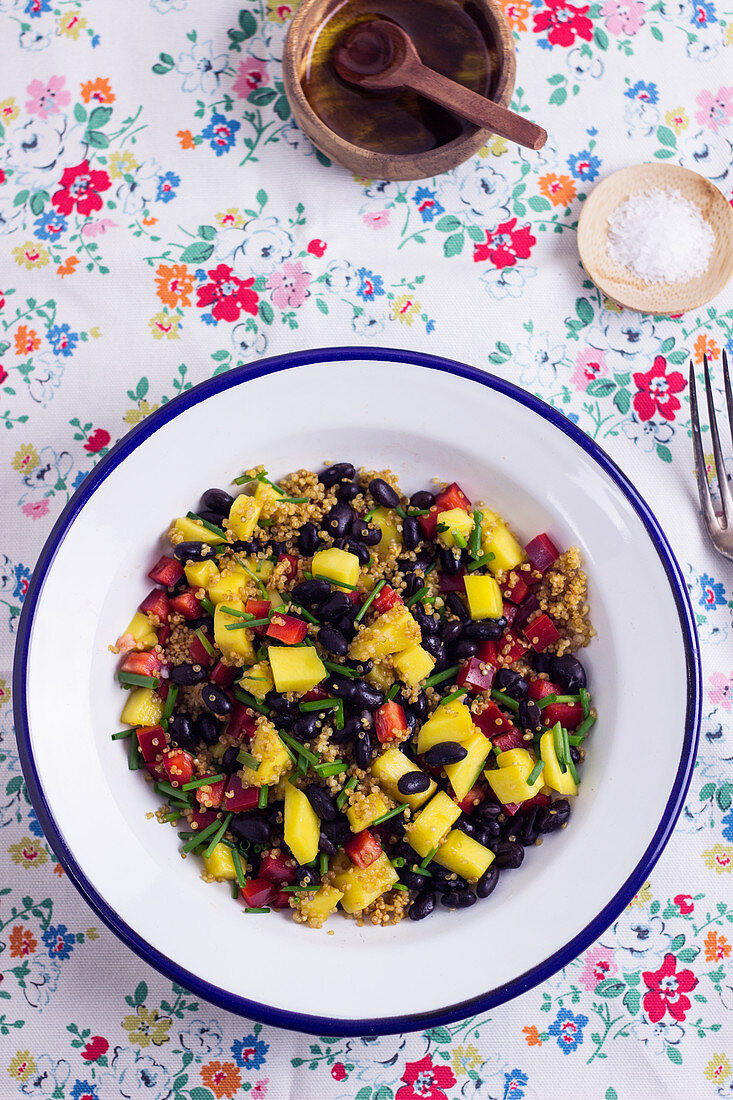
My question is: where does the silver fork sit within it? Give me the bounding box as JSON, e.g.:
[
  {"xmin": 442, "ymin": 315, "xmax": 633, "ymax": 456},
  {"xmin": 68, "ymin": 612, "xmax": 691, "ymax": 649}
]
[{"xmin": 690, "ymin": 349, "xmax": 733, "ymax": 561}]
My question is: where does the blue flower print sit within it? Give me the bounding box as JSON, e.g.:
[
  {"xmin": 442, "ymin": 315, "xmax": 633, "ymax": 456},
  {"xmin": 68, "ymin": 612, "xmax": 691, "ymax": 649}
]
[
  {"xmin": 195, "ymin": 268, "xmax": 207, "ymax": 281},
  {"xmin": 33, "ymin": 210, "xmax": 68, "ymax": 240},
  {"xmin": 47, "ymin": 323, "xmax": 79, "ymax": 358},
  {"xmin": 25, "ymin": 0, "xmax": 51, "ymax": 16},
  {"xmin": 201, "ymin": 113, "xmax": 241, "ymax": 156},
  {"xmin": 71, "ymin": 470, "xmax": 88, "ymax": 490},
  {"xmin": 356, "ymin": 268, "xmax": 385, "ymax": 301},
  {"xmin": 13, "ymin": 562, "xmax": 30, "ymax": 600},
  {"xmin": 699, "ymin": 572, "xmax": 726, "ymax": 608},
  {"xmin": 231, "ymin": 1033, "xmax": 269, "ymax": 1069},
  {"xmin": 503, "ymin": 1068, "xmax": 529, "ymax": 1099},
  {"xmin": 625, "ymin": 81, "xmax": 659, "ymax": 104},
  {"xmin": 426, "ymin": 318, "xmax": 435, "ymax": 334},
  {"xmin": 200, "ymin": 312, "xmax": 218, "ymax": 325},
  {"xmin": 691, "ymin": 0, "xmax": 716, "ymax": 24},
  {"xmin": 548, "ymin": 1007, "xmax": 589, "ymax": 1053},
  {"xmin": 28, "ymin": 807, "xmax": 44, "ymax": 837},
  {"xmin": 91, "ymin": 34, "xmax": 101, "ymax": 47},
  {"xmin": 567, "ymin": 150, "xmax": 601, "ymax": 181},
  {"xmin": 43, "ymin": 924, "xmax": 76, "ymax": 960},
  {"xmin": 413, "ymin": 186, "xmax": 445, "ymax": 223},
  {"xmin": 156, "ymin": 170, "xmax": 180, "ymax": 204},
  {"xmin": 71, "ymin": 1081, "xmax": 99, "ymax": 1100},
  {"xmin": 722, "ymin": 811, "xmax": 733, "ymax": 842}
]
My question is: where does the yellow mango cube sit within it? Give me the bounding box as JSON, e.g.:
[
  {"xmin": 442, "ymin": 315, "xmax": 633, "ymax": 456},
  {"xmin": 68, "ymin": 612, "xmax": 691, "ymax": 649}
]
[
  {"xmin": 269, "ymin": 646, "xmax": 326, "ymax": 694},
  {"xmin": 227, "ymin": 494, "xmax": 262, "ymax": 540},
  {"xmin": 239, "ymin": 719, "xmax": 291, "ymax": 787},
  {"xmin": 497, "ymin": 747, "xmax": 536, "ymax": 775},
  {"xmin": 371, "ymin": 506, "xmax": 402, "ymax": 558},
  {"xmin": 214, "ymin": 600, "xmax": 255, "ymax": 663},
  {"xmin": 346, "ymin": 789, "xmax": 393, "ymax": 833},
  {"xmin": 333, "ymin": 851, "xmax": 399, "ymax": 914},
  {"xmin": 311, "ymin": 547, "xmax": 361, "ymax": 588},
  {"xmin": 482, "ymin": 518, "xmax": 526, "ymax": 576},
  {"xmin": 406, "ymin": 791, "xmax": 461, "ymax": 858},
  {"xmin": 172, "ymin": 516, "xmax": 225, "ymax": 545},
  {"xmin": 253, "ymin": 479, "xmax": 281, "ymax": 518},
  {"xmin": 416, "ymin": 699, "xmax": 475, "ymax": 754},
  {"xmin": 486, "ymin": 763, "xmax": 544, "ymax": 805},
  {"xmin": 445, "ymin": 729, "xmax": 492, "ymax": 801},
  {"xmin": 185, "ymin": 559, "xmax": 220, "ymax": 590},
  {"xmin": 540, "ymin": 731, "xmax": 578, "ymax": 796},
  {"xmin": 117, "ymin": 611, "xmax": 158, "ymax": 651},
  {"xmin": 437, "ymin": 507, "xmax": 474, "ymax": 548},
  {"xmin": 393, "ymin": 643, "xmax": 435, "ymax": 686},
  {"xmin": 464, "ymin": 574, "xmax": 504, "ymax": 620},
  {"xmin": 238, "ymin": 660, "xmax": 273, "ymax": 700},
  {"xmin": 371, "ymin": 747, "xmax": 436, "ymax": 810},
  {"xmin": 350, "ymin": 606, "xmax": 421, "ymax": 661},
  {"xmin": 121, "ymin": 687, "xmax": 164, "ymax": 727},
  {"xmin": 206, "ymin": 567, "xmax": 248, "ymax": 605},
  {"xmin": 284, "ymin": 783, "xmax": 321, "ymax": 865},
  {"xmin": 434, "ymin": 829, "xmax": 495, "ymax": 881},
  {"xmin": 204, "ymin": 843, "xmax": 237, "ymax": 881},
  {"xmin": 298, "ymin": 884, "xmax": 344, "ymax": 926}
]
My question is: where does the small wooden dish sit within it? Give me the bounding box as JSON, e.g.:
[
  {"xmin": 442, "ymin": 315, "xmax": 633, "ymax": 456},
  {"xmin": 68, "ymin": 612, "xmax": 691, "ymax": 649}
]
[
  {"xmin": 282, "ymin": 0, "xmax": 516, "ymax": 181},
  {"xmin": 577, "ymin": 163, "xmax": 733, "ymax": 316}
]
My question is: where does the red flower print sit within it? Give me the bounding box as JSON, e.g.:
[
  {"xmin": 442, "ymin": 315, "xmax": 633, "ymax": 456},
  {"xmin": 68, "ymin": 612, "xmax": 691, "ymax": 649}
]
[
  {"xmin": 82, "ymin": 1036, "xmax": 109, "ymax": 1061},
  {"xmin": 0, "ymin": 169, "xmax": 5, "ymax": 185},
  {"xmin": 642, "ymin": 953, "xmax": 698, "ymax": 1023},
  {"xmin": 632, "ymin": 355, "xmax": 686, "ymax": 421},
  {"xmin": 674, "ymin": 894, "xmax": 694, "ymax": 915},
  {"xmin": 196, "ymin": 263, "xmax": 259, "ymax": 322},
  {"xmin": 473, "ymin": 218, "xmax": 536, "ymax": 268},
  {"xmin": 0, "ymin": 366, "xmax": 7, "ymax": 385},
  {"xmin": 52, "ymin": 159, "xmax": 112, "ymax": 217},
  {"xmin": 396, "ymin": 1054, "xmax": 456, "ymax": 1100},
  {"xmin": 331, "ymin": 1063, "xmax": 347, "ymax": 1081},
  {"xmin": 307, "ymin": 238, "xmax": 327, "ymax": 257},
  {"xmin": 84, "ymin": 428, "xmax": 110, "ymax": 453},
  {"xmin": 533, "ymin": 0, "xmax": 593, "ymax": 44}
]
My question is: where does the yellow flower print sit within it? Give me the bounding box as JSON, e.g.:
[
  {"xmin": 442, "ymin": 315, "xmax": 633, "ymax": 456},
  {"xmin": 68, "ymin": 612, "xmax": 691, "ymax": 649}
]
[
  {"xmin": 11, "ymin": 444, "xmax": 39, "ymax": 473},
  {"xmin": 602, "ymin": 297, "xmax": 623, "ymax": 313},
  {"xmin": 108, "ymin": 151, "xmax": 139, "ymax": 180},
  {"xmin": 391, "ymin": 294, "xmax": 421, "ymax": 326},
  {"xmin": 705, "ymin": 1054, "xmax": 732, "ymax": 1083},
  {"xmin": 216, "ymin": 208, "xmax": 244, "ymax": 228},
  {"xmin": 266, "ymin": 0, "xmax": 302, "ymax": 21},
  {"xmin": 628, "ymin": 880, "xmax": 652, "ymax": 907},
  {"xmin": 8, "ymin": 1052, "xmax": 36, "ymax": 1083},
  {"xmin": 89, "ymin": 326, "xmax": 102, "ymax": 339},
  {"xmin": 724, "ymin": 22, "xmax": 733, "ymax": 45},
  {"xmin": 479, "ymin": 135, "xmax": 509, "ymax": 158},
  {"xmin": 12, "ymin": 241, "xmax": 50, "ymax": 270},
  {"xmin": 451, "ymin": 1045, "xmax": 482, "ymax": 1076},
  {"xmin": 148, "ymin": 311, "xmax": 181, "ymax": 340},
  {"xmin": 8, "ymin": 837, "xmax": 49, "ymax": 869},
  {"xmin": 121, "ymin": 1005, "xmax": 172, "ymax": 1048},
  {"xmin": 57, "ymin": 11, "xmax": 87, "ymax": 38},
  {"xmin": 703, "ymin": 843, "xmax": 733, "ymax": 873},
  {"xmin": 0, "ymin": 97, "xmax": 19, "ymax": 123},
  {"xmin": 0, "ymin": 679, "xmax": 9, "ymax": 709},
  {"xmin": 123, "ymin": 400, "xmax": 160, "ymax": 427},
  {"xmin": 665, "ymin": 107, "xmax": 689, "ymax": 133},
  {"xmin": 704, "ymin": 452, "xmax": 717, "ymax": 486}
]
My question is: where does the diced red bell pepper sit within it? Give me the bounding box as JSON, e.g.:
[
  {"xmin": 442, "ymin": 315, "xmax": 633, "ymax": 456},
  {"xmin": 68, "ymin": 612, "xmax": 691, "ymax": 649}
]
[
  {"xmin": 121, "ymin": 650, "xmax": 162, "ymax": 678},
  {"xmin": 271, "ymin": 889, "xmax": 292, "ymax": 909},
  {"xmin": 528, "ymin": 678, "xmax": 560, "ymax": 702},
  {"xmin": 157, "ymin": 680, "xmax": 170, "ymax": 701},
  {"xmin": 472, "ymin": 702, "xmax": 517, "ymax": 739},
  {"xmin": 418, "ymin": 482, "xmax": 472, "ymax": 538},
  {"xmin": 259, "ymin": 851, "xmax": 297, "ymax": 885},
  {"xmin": 189, "ymin": 632, "xmax": 215, "ymax": 666},
  {"xmin": 225, "ymin": 701, "xmax": 258, "ymax": 743},
  {"xmin": 302, "ymin": 686, "xmax": 329, "ymax": 702},
  {"xmin": 169, "ymin": 588, "xmax": 202, "ymax": 620},
  {"xmin": 501, "ymin": 571, "xmax": 530, "ymax": 605},
  {"xmin": 196, "ymin": 776, "xmax": 227, "ymax": 810},
  {"xmin": 344, "ymin": 828, "xmax": 383, "ymax": 869},
  {"xmin": 476, "ymin": 639, "xmax": 498, "ymax": 665},
  {"xmin": 244, "ymin": 597, "xmax": 271, "ymax": 635},
  {"xmin": 524, "ymin": 533, "xmax": 560, "ymax": 573},
  {"xmin": 239, "ymin": 878, "xmax": 276, "ymax": 909},
  {"xmin": 211, "ymin": 659, "xmax": 237, "ymax": 687},
  {"xmin": 158, "ymin": 621, "xmax": 171, "ymax": 646},
  {"xmin": 372, "ymin": 584, "xmax": 403, "ymax": 615},
  {"xmin": 502, "ymin": 602, "xmax": 517, "ymax": 628},
  {"xmin": 189, "ymin": 809, "xmax": 218, "ymax": 832},
  {"xmin": 163, "ymin": 748, "xmax": 194, "ymax": 786},
  {"xmin": 545, "ymin": 700, "xmax": 584, "ymax": 730},
  {"xmin": 439, "ymin": 570, "xmax": 466, "ymax": 594},
  {"xmin": 493, "ymin": 727, "xmax": 528, "ymax": 753},
  {"xmin": 136, "ymin": 725, "xmax": 169, "ymax": 763},
  {"xmin": 375, "ymin": 700, "xmax": 408, "ymax": 744},
  {"xmin": 417, "ymin": 507, "xmax": 440, "ymax": 539},
  {"xmin": 145, "ymin": 758, "xmax": 168, "ymax": 782},
  {"xmin": 347, "ymin": 590, "xmax": 363, "ymax": 608},
  {"xmin": 502, "ymin": 792, "xmax": 553, "ymax": 817},
  {"xmin": 497, "ymin": 630, "xmax": 530, "ymax": 664},
  {"xmin": 139, "ymin": 588, "xmax": 170, "ymax": 623},
  {"xmin": 266, "ymin": 613, "xmax": 308, "ymax": 645},
  {"xmin": 523, "ymin": 613, "xmax": 561, "ymax": 653},
  {"xmin": 277, "ymin": 553, "xmax": 299, "ymax": 583},
  {"xmin": 223, "ymin": 774, "xmax": 260, "ymax": 813},
  {"xmin": 457, "ymin": 782, "xmax": 486, "ymax": 814},
  {"xmin": 148, "ymin": 555, "xmax": 183, "ymax": 587},
  {"xmin": 457, "ymin": 656, "xmax": 496, "ymax": 693}
]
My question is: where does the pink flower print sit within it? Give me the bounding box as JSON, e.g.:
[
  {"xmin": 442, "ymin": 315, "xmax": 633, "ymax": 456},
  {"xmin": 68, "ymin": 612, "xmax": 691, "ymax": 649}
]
[
  {"xmin": 695, "ymin": 87, "xmax": 733, "ymax": 133},
  {"xmin": 233, "ymin": 60, "xmax": 270, "ymax": 97},
  {"xmin": 81, "ymin": 219, "xmax": 118, "ymax": 238},
  {"xmin": 22, "ymin": 499, "xmax": 51, "ymax": 519},
  {"xmin": 364, "ymin": 210, "xmax": 391, "ymax": 229},
  {"xmin": 600, "ymin": 0, "xmax": 645, "ymax": 33},
  {"xmin": 266, "ymin": 261, "xmax": 311, "ymax": 308},
  {"xmin": 252, "ymin": 1082, "xmax": 269, "ymax": 1099},
  {"xmin": 25, "ymin": 76, "xmax": 71, "ymax": 120},
  {"xmin": 709, "ymin": 671, "xmax": 733, "ymax": 711},
  {"xmin": 579, "ymin": 944, "xmax": 618, "ymax": 990},
  {"xmin": 572, "ymin": 347, "xmax": 608, "ymax": 391}
]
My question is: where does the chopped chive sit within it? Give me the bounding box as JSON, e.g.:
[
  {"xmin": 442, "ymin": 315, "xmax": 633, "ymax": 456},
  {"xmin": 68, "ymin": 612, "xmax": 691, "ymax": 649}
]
[
  {"xmin": 231, "ymin": 882, "xmax": 239, "ymax": 899},
  {"xmin": 552, "ymin": 722, "xmax": 566, "ymax": 772},
  {"xmin": 312, "ymin": 573, "xmax": 359, "ymax": 591},
  {"xmin": 128, "ymin": 734, "xmax": 141, "ymax": 771},
  {"xmin": 439, "ymin": 688, "xmax": 467, "ymax": 707},
  {"xmin": 235, "ymin": 556, "xmax": 269, "ymax": 597},
  {"xmin": 466, "ymin": 552, "xmax": 495, "ymax": 573},
  {"xmin": 469, "ymin": 510, "xmax": 483, "ymax": 560},
  {"xmin": 280, "ymin": 730, "xmax": 320, "ymax": 765},
  {"xmin": 562, "ymin": 727, "xmax": 572, "ymax": 766},
  {"xmin": 155, "ymin": 780, "xmax": 194, "ymax": 803},
  {"xmin": 221, "ymin": 605, "xmax": 252, "ymax": 619},
  {"xmin": 423, "ymin": 561, "xmax": 437, "ymax": 576},
  {"xmin": 118, "ymin": 672, "xmax": 160, "ymax": 689},
  {"xmin": 297, "ymin": 754, "xmax": 308, "ymax": 777},
  {"xmin": 203, "ymin": 812, "xmax": 233, "ymax": 858},
  {"xmin": 387, "ymin": 683, "xmax": 400, "ymax": 701},
  {"xmin": 299, "ymin": 697, "xmax": 338, "ymax": 712},
  {"xmin": 287, "ymin": 598, "xmax": 319, "ymax": 625},
  {"xmin": 234, "ymin": 689, "xmax": 270, "ymax": 715},
  {"xmin": 452, "ymin": 529, "xmax": 468, "ymax": 549},
  {"xmin": 395, "ymin": 506, "xmax": 407, "ymax": 518},
  {"xmin": 363, "ymin": 507, "xmax": 377, "ymax": 522},
  {"xmin": 233, "ymin": 471, "xmax": 258, "ymax": 486},
  {"xmin": 281, "ymin": 742, "xmax": 298, "ymax": 766},
  {"xmin": 111, "ymin": 728, "xmax": 133, "ymax": 740},
  {"xmin": 407, "ymin": 507, "xmax": 430, "ymax": 517},
  {"xmin": 334, "ymin": 698, "xmax": 344, "ymax": 730},
  {"xmin": 413, "ymin": 864, "xmax": 432, "ymax": 877},
  {"xmin": 323, "ymin": 660, "xmax": 359, "ymax": 678},
  {"xmin": 186, "ymin": 511, "xmax": 226, "ymax": 539},
  {"xmin": 320, "ymin": 853, "xmax": 329, "ymax": 876},
  {"xmin": 404, "ymin": 586, "xmax": 429, "ymax": 608},
  {"xmin": 336, "ymin": 776, "xmax": 358, "ymax": 810},
  {"xmin": 162, "ymin": 684, "xmax": 178, "ymax": 725},
  {"xmin": 580, "ymin": 688, "xmax": 591, "ymax": 718},
  {"xmin": 182, "ymin": 773, "xmax": 225, "ymax": 791},
  {"xmin": 371, "ymin": 804, "xmax": 408, "ymax": 827},
  {"xmin": 424, "ymin": 664, "xmax": 460, "ymax": 688},
  {"xmin": 280, "ymin": 884, "xmax": 307, "ymax": 893},
  {"xmin": 392, "ymin": 883, "xmax": 409, "ymax": 892},
  {"xmin": 537, "ymin": 693, "xmax": 558, "ymax": 710},
  {"xmin": 554, "ymin": 694, "xmax": 582, "ymax": 704},
  {"xmin": 258, "ymin": 786, "xmax": 269, "ymax": 809},
  {"xmin": 490, "ymin": 689, "xmax": 520, "ymax": 713},
  {"xmin": 355, "ymin": 578, "xmax": 386, "ymax": 622},
  {"xmin": 162, "ymin": 811, "xmax": 180, "ymax": 823},
  {"xmin": 567, "ymin": 757, "xmax": 580, "ymax": 785},
  {"xmin": 419, "ymin": 845, "xmax": 439, "ymax": 869},
  {"xmin": 237, "ymin": 750, "xmax": 261, "ymax": 770},
  {"xmin": 278, "ymin": 494, "xmax": 309, "ymax": 504},
  {"xmin": 226, "ymin": 617, "xmax": 269, "ymax": 630},
  {"xmin": 527, "ymin": 760, "xmax": 545, "ymax": 785},
  {"xmin": 574, "ymin": 714, "xmax": 596, "ymax": 740},
  {"xmin": 391, "ymin": 856, "xmax": 406, "ymax": 868},
  {"xmin": 314, "ymin": 760, "xmax": 347, "ymax": 777},
  {"xmin": 181, "ymin": 817, "xmax": 221, "ymax": 853},
  {"xmin": 200, "ymin": 596, "xmax": 215, "ymax": 615},
  {"xmin": 436, "ymin": 522, "xmax": 448, "ymax": 534},
  {"xmin": 244, "ymin": 907, "xmax": 271, "ymax": 913},
  {"xmin": 232, "ymin": 847, "xmax": 246, "ymax": 888}
]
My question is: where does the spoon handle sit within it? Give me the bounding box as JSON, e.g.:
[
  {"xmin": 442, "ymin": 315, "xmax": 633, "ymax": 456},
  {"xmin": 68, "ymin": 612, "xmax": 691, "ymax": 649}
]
[{"xmin": 406, "ymin": 65, "xmax": 547, "ymax": 152}]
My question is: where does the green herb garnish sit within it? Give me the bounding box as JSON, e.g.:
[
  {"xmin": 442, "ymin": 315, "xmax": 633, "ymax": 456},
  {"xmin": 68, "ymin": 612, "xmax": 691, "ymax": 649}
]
[
  {"xmin": 233, "ymin": 689, "xmax": 270, "ymax": 715},
  {"xmin": 258, "ymin": 786, "xmax": 269, "ymax": 809},
  {"xmin": 186, "ymin": 511, "xmax": 226, "ymax": 539},
  {"xmin": 203, "ymin": 812, "xmax": 233, "ymax": 859},
  {"xmin": 469, "ymin": 510, "xmax": 483, "ymax": 560},
  {"xmin": 527, "ymin": 760, "xmax": 545, "ymax": 785},
  {"xmin": 181, "ymin": 817, "xmax": 221, "ymax": 853},
  {"xmin": 118, "ymin": 672, "xmax": 159, "ymax": 689},
  {"xmin": 182, "ymin": 773, "xmax": 225, "ymax": 791},
  {"xmin": 424, "ymin": 665, "xmax": 460, "ymax": 688},
  {"xmin": 111, "ymin": 728, "xmax": 133, "ymax": 741},
  {"xmin": 237, "ymin": 750, "xmax": 261, "ymax": 770},
  {"xmin": 312, "ymin": 573, "xmax": 359, "ymax": 591},
  {"xmin": 404, "ymin": 586, "xmax": 429, "ymax": 608},
  {"xmin": 371, "ymin": 804, "xmax": 408, "ymax": 827},
  {"xmin": 490, "ymin": 689, "xmax": 520, "ymax": 713},
  {"xmin": 336, "ymin": 776, "xmax": 358, "ymax": 810},
  {"xmin": 439, "ymin": 688, "xmax": 467, "ymax": 707},
  {"xmin": 466, "ymin": 552, "xmax": 495, "ymax": 573},
  {"xmin": 354, "ymin": 578, "xmax": 385, "ymax": 623}
]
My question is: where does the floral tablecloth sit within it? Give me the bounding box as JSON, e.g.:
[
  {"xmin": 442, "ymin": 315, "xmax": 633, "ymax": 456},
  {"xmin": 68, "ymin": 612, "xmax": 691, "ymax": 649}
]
[{"xmin": 1, "ymin": 0, "xmax": 733, "ymax": 1097}]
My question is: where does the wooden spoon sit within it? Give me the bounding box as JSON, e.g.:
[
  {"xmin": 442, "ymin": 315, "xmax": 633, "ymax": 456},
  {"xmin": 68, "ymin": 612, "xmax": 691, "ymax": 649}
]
[{"xmin": 333, "ymin": 18, "xmax": 547, "ymax": 152}]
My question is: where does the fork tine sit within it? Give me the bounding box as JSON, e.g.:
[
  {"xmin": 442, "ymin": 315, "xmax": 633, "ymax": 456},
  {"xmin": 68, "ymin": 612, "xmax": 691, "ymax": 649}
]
[
  {"xmin": 723, "ymin": 348, "xmax": 733, "ymax": 448},
  {"xmin": 703, "ymin": 353, "xmax": 733, "ymax": 528},
  {"xmin": 690, "ymin": 360, "xmax": 721, "ymax": 535}
]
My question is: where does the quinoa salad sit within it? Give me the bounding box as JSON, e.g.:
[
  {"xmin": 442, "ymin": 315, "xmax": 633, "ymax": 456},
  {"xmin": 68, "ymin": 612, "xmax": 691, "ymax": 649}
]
[{"xmin": 113, "ymin": 463, "xmax": 596, "ymax": 928}]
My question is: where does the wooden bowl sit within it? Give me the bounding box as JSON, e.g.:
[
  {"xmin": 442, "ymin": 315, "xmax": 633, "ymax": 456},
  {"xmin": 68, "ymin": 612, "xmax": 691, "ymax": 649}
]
[
  {"xmin": 282, "ymin": 0, "xmax": 516, "ymax": 181},
  {"xmin": 577, "ymin": 163, "xmax": 733, "ymax": 316}
]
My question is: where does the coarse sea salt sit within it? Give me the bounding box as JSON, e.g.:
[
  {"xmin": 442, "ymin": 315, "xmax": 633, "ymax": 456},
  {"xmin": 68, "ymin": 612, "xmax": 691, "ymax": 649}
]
[{"xmin": 606, "ymin": 187, "xmax": 715, "ymax": 285}]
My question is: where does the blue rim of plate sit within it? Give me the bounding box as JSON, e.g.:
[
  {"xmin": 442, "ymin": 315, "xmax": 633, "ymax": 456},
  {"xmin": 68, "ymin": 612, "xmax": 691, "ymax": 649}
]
[{"xmin": 13, "ymin": 345, "xmax": 700, "ymax": 1037}]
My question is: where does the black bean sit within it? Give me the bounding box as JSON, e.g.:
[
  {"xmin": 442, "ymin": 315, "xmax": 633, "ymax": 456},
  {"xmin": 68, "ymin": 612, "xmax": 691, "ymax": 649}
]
[
  {"xmin": 334, "ymin": 615, "xmax": 357, "ymax": 641},
  {"xmin": 320, "ymin": 462, "xmax": 356, "ymax": 488},
  {"xmin": 446, "ymin": 592, "xmax": 469, "ymax": 620},
  {"xmin": 432, "ymin": 866, "xmax": 469, "ymax": 893},
  {"xmin": 400, "ymin": 868, "xmax": 428, "ymax": 890},
  {"xmin": 397, "ymin": 772, "xmax": 431, "ymax": 796},
  {"xmin": 336, "ymin": 481, "xmax": 360, "ymax": 502},
  {"xmin": 198, "ymin": 509, "xmax": 227, "ymax": 526},
  {"xmin": 450, "ymin": 639, "xmax": 478, "ymax": 661},
  {"xmin": 172, "ymin": 541, "xmax": 216, "ymax": 563},
  {"xmin": 411, "ymin": 692, "xmax": 429, "ymax": 721},
  {"xmin": 323, "ymin": 502, "xmax": 354, "ymax": 538},
  {"xmin": 290, "ymin": 714, "xmax": 320, "ymax": 741},
  {"xmin": 424, "ymin": 741, "xmax": 468, "ymax": 766},
  {"xmin": 263, "ymin": 800, "xmax": 284, "ymax": 825},
  {"xmin": 291, "ymin": 579, "xmax": 329, "ymax": 606},
  {"xmin": 345, "ymin": 541, "xmax": 371, "ymax": 566},
  {"xmin": 455, "ymin": 816, "xmax": 475, "ymax": 837},
  {"xmin": 552, "ymin": 654, "xmax": 587, "ymax": 693},
  {"xmin": 201, "ymin": 684, "xmax": 232, "ymax": 715},
  {"xmin": 519, "ymin": 807, "xmax": 540, "ymax": 846},
  {"xmin": 465, "ymin": 618, "xmax": 506, "ymax": 641},
  {"xmin": 295, "ymin": 866, "xmax": 320, "ymax": 889},
  {"xmin": 439, "ymin": 546, "xmax": 462, "ymax": 575},
  {"xmin": 322, "ymin": 818, "xmax": 352, "ymax": 848},
  {"xmin": 369, "ymin": 477, "xmax": 399, "ymax": 509},
  {"xmin": 532, "ymin": 652, "xmax": 554, "ymax": 676},
  {"xmin": 411, "ymin": 549, "xmax": 435, "ymax": 574},
  {"xmin": 475, "ymin": 800, "xmax": 502, "ymax": 820},
  {"xmin": 473, "ymin": 824, "xmax": 499, "ymax": 847},
  {"xmin": 318, "ymin": 592, "xmax": 352, "ymax": 622},
  {"xmin": 318, "ymin": 831, "xmax": 338, "ymax": 855},
  {"xmin": 325, "ymin": 674, "xmax": 355, "ymax": 700},
  {"xmin": 495, "ymin": 841, "xmax": 524, "ymax": 869},
  {"xmin": 350, "ymin": 519, "xmax": 382, "ymax": 545},
  {"xmin": 318, "ymin": 624, "xmax": 349, "ymax": 656},
  {"xmin": 514, "ymin": 594, "xmax": 540, "ymax": 628},
  {"xmin": 402, "ymin": 574, "xmax": 422, "ymax": 599},
  {"xmin": 536, "ymin": 799, "xmax": 571, "ymax": 833},
  {"xmin": 201, "ymin": 487, "xmax": 235, "ymax": 516},
  {"xmin": 354, "ymin": 728, "xmax": 376, "ymax": 769},
  {"xmin": 421, "ymin": 634, "xmax": 447, "ymax": 670},
  {"xmin": 402, "ymin": 516, "xmax": 422, "ymax": 551},
  {"xmin": 227, "ymin": 539, "xmax": 259, "ymax": 554},
  {"xmin": 329, "ymin": 715, "xmax": 359, "ymax": 743},
  {"xmin": 441, "ymin": 890, "xmax": 477, "ymax": 910},
  {"xmin": 230, "ymin": 815, "xmax": 270, "ymax": 846},
  {"xmin": 170, "ymin": 662, "xmax": 207, "ymax": 686},
  {"xmin": 196, "ymin": 713, "xmax": 220, "ymax": 747},
  {"xmin": 405, "ymin": 711, "xmax": 417, "ymax": 736},
  {"xmin": 350, "ymin": 681, "xmax": 384, "ymax": 710},
  {"xmin": 221, "ymin": 746, "xmax": 240, "ymax": 774},
  {"xmin": 266, "ymin": 540, "xmax": 287, "ymax": 558},
  {"xmin": 409, "ymin": 891, "xmax": 436, "ymax": 921},
  {"xmin": 570, "ymin": 746, "xmax": 582, "ymax": 765},
  {"xmin": 169, "ymin": 713, "xmax": 195, "ymax": 749},
  {"xmin": 264, "ymin": 691, "xmax": 298, "ymax": 720},
  {"xmin": 305, "ymin": 784, "xmax": 337, "ymax": 821},
  {"xmin": 476, "ymin": 865, "xmax": 500, "ymax": 899},
  {"xmin": 412, "ymin": 604, "xmax": 440, "ymax": 635},
  {"xmin": 297, "ymin": 521, "xmax": 320, "ymax": 556},
  {"xmin": 494, "ymin": 668, "xmax": 529, "ymax": 700},
  {"xmin": 410, "ymin": 490, "xmax": 435, "ymax": 510},
  {"xmin": 518, "ymin": 699, "xmax": 542, "ymax": 733},
  {"xmin": 441, "ymin": 621, "xmax": 464, "ymax": 646}
]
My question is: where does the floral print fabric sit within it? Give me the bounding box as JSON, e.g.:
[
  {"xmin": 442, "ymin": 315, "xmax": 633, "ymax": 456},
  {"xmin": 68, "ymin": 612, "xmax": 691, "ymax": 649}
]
[{"xmin": 0, "ymin": 2, "xmax": 732, "ymax": 1098}]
